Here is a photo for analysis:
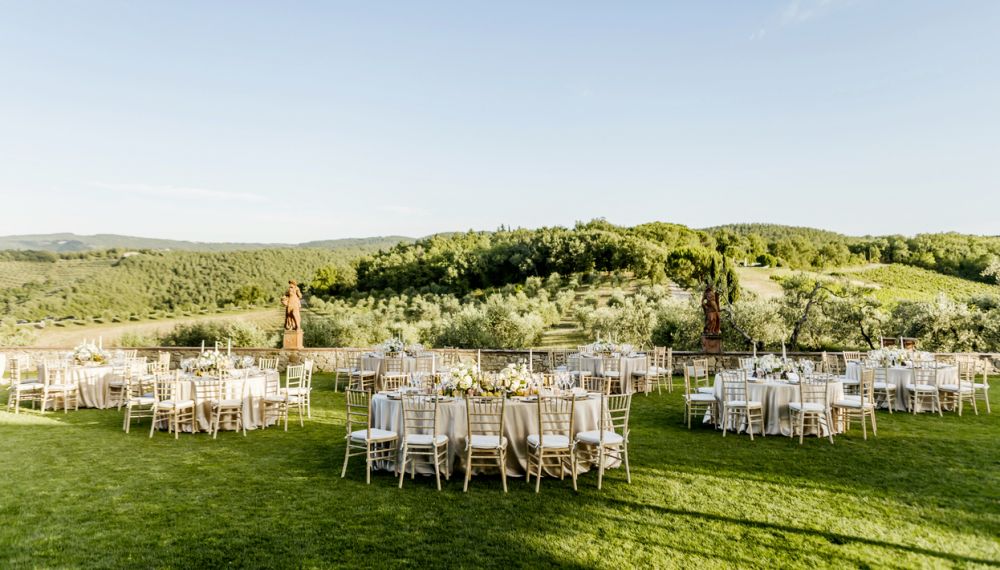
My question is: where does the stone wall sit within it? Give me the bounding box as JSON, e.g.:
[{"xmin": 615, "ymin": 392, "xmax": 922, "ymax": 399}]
[{"xmin": 4, "ymin": 347, "xmax": 998, "ymax": 374}]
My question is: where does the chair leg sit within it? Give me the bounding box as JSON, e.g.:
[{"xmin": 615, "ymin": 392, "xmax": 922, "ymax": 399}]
[
  {"xmin": 398, "ymin": 446, "xmax": 407, "ymax": 489},
  {"xmin": 463, "ymin": 448, "xmax": 472, "ymax": 492},
  {"xmin": 534, "ymin": 453, "xmax": 543, "ymax": 493},
  {"xmin": 433, "ymin": 449, "xmax": 442, "ymax": 491},
  {"xmin": 341, "ymin": 443, "xmax": 350, "ymax": 478},
  {"xmin": 499, "ymin": 450, "xmax": 508, "ymax": 493},
  {"xmin": 597, "ymin": 446, "xmax": 605, "ymax": 490}
]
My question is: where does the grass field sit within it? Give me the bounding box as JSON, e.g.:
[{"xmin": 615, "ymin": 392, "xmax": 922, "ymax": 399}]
[{"xmin": 1, "ymin": 373, "xmax": 997, "ymax": 568}]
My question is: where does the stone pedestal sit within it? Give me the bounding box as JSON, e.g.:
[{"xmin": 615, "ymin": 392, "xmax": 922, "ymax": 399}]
[
  {"xmin": 283, "ymin": 330, "xmax": 304, "ymax": 350},
  {"xmin": 701, "ymin": 334, "xmax": 722, "ymax": 354}
]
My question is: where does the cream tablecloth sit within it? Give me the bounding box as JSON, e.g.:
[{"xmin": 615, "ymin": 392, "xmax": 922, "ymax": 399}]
[
  {"xmin": 712, "ymin": 375, "xmax": 845, "ymax": 437},
  {"xmin": 38, "ymin": 362, "xmax": 145, "ymax": 409},
  {"xmin": 362, "ymin": 355, "xmax": 437, "ymax": 389},
  {"xmin": 567, "ymin": 354, "xmax": 647, "ymax": 393},
  {"xmin": 370, "ymin": 394, "xmax": 618, "ymax": 477},
  {"xmin": 844, "ymin": 363, "xmax": 957, "ymax": 412},
  {"xmin": 164, "ymin": 370, "xmax": 280, "ymax": 432}
]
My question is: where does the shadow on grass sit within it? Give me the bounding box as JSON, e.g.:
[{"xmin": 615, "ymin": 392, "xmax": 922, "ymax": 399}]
[{"xmin": 603, "ymin": 497, "xmax": 1000, "ymax": 567}]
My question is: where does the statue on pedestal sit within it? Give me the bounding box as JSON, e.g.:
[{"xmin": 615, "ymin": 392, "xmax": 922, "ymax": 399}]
[
  {"xmin": 701, "ymin": 284, "xmax": 722, "ymax": 353},
  {"xmin": 701, "ymin": 284, "xmax": 721, "ymax": 335},
  {"xmin": 282, "ymin": 280, "xmax": 302, "ymax": 331},
  {"xmin": 281, "ymin": 280, "xmax": 304, "ymax": 350}
]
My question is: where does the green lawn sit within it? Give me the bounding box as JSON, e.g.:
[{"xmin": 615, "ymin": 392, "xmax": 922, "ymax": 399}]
[{"xmin": 2, "ymin": 374, "xmax": 998, "ymax": 568}]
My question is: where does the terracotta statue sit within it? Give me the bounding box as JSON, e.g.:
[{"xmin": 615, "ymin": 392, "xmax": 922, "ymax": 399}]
[
  {"xmin": 701, "ymin": 284, "xmax": 721, "ymax": 335},
  {"xmin": 282, "ymin": 280, "xmax": 302, "ymax": 331}
]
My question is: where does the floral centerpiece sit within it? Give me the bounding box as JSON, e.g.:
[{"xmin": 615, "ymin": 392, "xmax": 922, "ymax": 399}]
[
  {"xmin": 480, "ymin": 362, "xmax": 535, "ymax": 397},
  {"xmin": 405, "ymin": 343, "xmax": 425, "ymax": 356},
  {"xmin": 379, "ymin": 338, "xmax": 405, "ymax": 356},
  {"xmin": 73, "ymin": 341, "xmax": 108, "ymax": 365},
  {"xmin": 440, "ymin": 362, "xmax": 480, "ymax": 397},
  {"xmin": 868, "ymin": 348, "xmax": 912, "ymax": 367},
  {"xmin": 183, "ymin": 350, "xmax": 231, "ymax": 376},
  {"xmin": 590, "ymin": 341, "xmax": 634, "ymax": 356},
  {"xmin": 232, "ymin": 355, "xmax": 256, "ymax": 369},
  {"xmin": 753, "ymin": 354, "xmax": 787, "ymax": 376}
]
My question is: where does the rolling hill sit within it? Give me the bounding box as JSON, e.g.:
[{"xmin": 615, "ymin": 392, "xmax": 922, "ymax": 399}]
[{"xmin": 0, "ymin": 233, "xmax": 412, "ymax": 253}]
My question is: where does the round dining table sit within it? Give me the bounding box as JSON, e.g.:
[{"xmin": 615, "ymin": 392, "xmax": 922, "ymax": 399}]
[
  {"xmin": 369, "ymin": 393, "xmax": 619, "ymax": 477},
  {"xmin": 844, "ymin": 362, "xmax": 957, "ymax": 412},
  {"xmin": 567, "ymin": 354, "xmax": 648, "ymax": 393},
  {"xmin": 163, "ymin": 369, "xmax": 281, "ymax": 432},
  {"xmin": 362, "ymin": 354, "xmax": 437, "ymax": 388},
  {"xmin": 37, "ymin": 360, "xmax": 146, "ymax": 409},
  {"xmin": 711, "ymin": 375, "xmax": 845, "ymax": 437}
]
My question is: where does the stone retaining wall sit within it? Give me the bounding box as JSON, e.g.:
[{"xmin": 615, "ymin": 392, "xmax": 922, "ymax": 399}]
[{"xmin": 3, "ymin": 347, "xmax": 998, "ymax": 374}]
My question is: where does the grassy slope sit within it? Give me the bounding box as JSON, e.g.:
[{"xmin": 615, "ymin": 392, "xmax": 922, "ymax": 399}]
[
  {"xmin": 736, "ymin": 264, "xmax": 1000, "ymax": 303},
  {"xmin": 1, "ymin": 374, "xmax": 997, "ymax": 568},
  {"xmin": 30, "ymin": 308, "xmax": 283, "ymax": 347}
]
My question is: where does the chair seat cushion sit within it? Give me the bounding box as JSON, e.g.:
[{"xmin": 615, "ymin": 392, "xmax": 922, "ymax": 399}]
[
  {"xmin": 349, "ymin": 428, "xmax": 397, "ymax": 442},
  {"xmin": 157, "ymin": 399, "xmax": 194, "ymax": 409},
  {"xmin": 282, "ymin": 387, "xmax": 310, "ymax": 396},
  {"xmin": 834, "ymin": 397, "xmax": 874, "ymax": 409},
  {"xmin": 726, "ymin": 400, "xmax": 762, "ymax": 408},
  {"xmin": 526, "ymin": 434, "xmax": 571, "ymax": 448},
  {"xmin": 13, "ymin": 382, "xmax": 43, "ymax": 391},
  {"xmin": 601, "ymin": 371, "xmax": 620, "ymax": 378},
  {"xmin": 213, "ymin": 398, "xmax": 243, "ymax": 407},
  {"xmin": 973, "ymin": 383, "xmax": 989, "ymax": 389},
  {"xmin": 263, "ymin": 395, "xmax": 287, "ymax": 403},
  {"xmin": 352, "ymin": 370, "xmax": 376, "ymax": 377},
  {"xmin": 45, "ymin": 384, "xmax": 74, "ymax": 391},
  {"xmin": 129, "ymin": 396, "xmax": 155, "ymax": 406},
  {"xmin": 468, "ymin": 434, "xmax": 507, "ymax": 449},
  {"xmin": 576, "ymin": 430, "xmax": 624, "ymax": 445},
  {"xmin": 905, "ymin": 384, "xmax": 938, "ymax": 392},
  {"xmin": 873, "ymin": 382, "xmax": 895, "ymax": 390},
  {"xmin": 405, "ymin": 433, "xmax": 448, "ymax": 446},
  {"xmin": 108, "ymin": 380, "xmax": 126, "ymax": 387},
  {"xmin": 939, "ymin": 384, "xmax": 973, "ymax": 393},
  {"xmin": 696, "ymin": 387, "xmax": 714, "ymax": 395},
  {"xmin": 686, "ymin": 393, "xmax": 716, "ymax": 402},
  {"xmin": 789, "ymin": 402, "xmax": 826, "ymax": 412}
]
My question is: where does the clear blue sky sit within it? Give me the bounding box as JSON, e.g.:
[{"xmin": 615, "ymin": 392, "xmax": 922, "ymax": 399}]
[{"xmin": 2, "ymin": 1, "xmax": 998, "ymax": 242}]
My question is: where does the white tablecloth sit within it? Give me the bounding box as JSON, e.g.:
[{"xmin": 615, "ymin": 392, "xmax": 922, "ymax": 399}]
[
  {"xmin": 712, "ymin": 375, "xmax": 845, "ymax": 437},
  {"xmin": 567, "ymin": 355, "xmax": 647, "ymax": 393},
  {"xmin": 38, "ymin": 362, "xmax": 145, "ymax": 409},
  {"xmin": 370, "ymin": 394, "xmax": 618, "ymax": 477},
  {"xmin": 166, "ymin": 371, "xmax": 280, "ymax": 432},
  {"xmin": 845, "ymin": 363, "xmax": 958, "ymax": 412},
  {"xmin": 362, "ymin": 355, "xmax": 437, "ymax": 389}
]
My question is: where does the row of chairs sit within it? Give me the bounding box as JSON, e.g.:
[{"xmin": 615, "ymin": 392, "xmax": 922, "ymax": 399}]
[{"xmin": 342, "ymin": 379, "xmax": 632, "ymax": 492}]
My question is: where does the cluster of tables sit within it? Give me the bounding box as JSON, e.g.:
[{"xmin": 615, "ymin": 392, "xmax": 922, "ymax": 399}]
[
  {"xmin": 708, "ymin": 362, "xmax": 960, "ymax": 436},
  {"xmin": 36, "ymin": 360, "xmax": 281, "ymax": 432}
]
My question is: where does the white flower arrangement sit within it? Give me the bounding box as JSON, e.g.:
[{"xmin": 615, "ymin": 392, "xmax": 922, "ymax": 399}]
[
  {"xmin": 233, "ymin": 355, "xmax": 256, "ymax": 369},
  {"xmin": 590, "ymin": 341, "xmax": 635, "ymax": 356},
  {"xmin": 755, "ymin": 354, "xmax": 785, "ymax": 375},
  {"xmin": 495, "ymin": 362, "xmax": 534, "ymax": 396},
  {"xmin": 188, "ymin": 349, "xmax": 230, "ymax": 376},
  {"xmin": 868, "ymin": 348, "xmax": 912, "ymax": 367},
  {"xmin": 72, "ymin": 341, "xmax": 108, "ymax": 365},
  {"xmin": 440, "ymin": 362, "xmax": 480, "ymax": 397},
  {"xmin": 379, "ymin": 338, "xmax": 405, "ymax": 355}
]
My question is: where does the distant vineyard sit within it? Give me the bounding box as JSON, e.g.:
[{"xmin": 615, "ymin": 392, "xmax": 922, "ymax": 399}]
[
  {"xmin": 847, "ymin": 265, "xmax": 1000, "ymax": 303},
  {"xmin": 0, "ymin": 259, "xmax": 114, "ymax": 290}
]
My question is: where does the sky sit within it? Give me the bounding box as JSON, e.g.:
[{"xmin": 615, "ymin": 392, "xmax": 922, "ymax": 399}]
[{"xmin": 1, "ymin": 0, "xmax": 998, "ymax": 243}]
